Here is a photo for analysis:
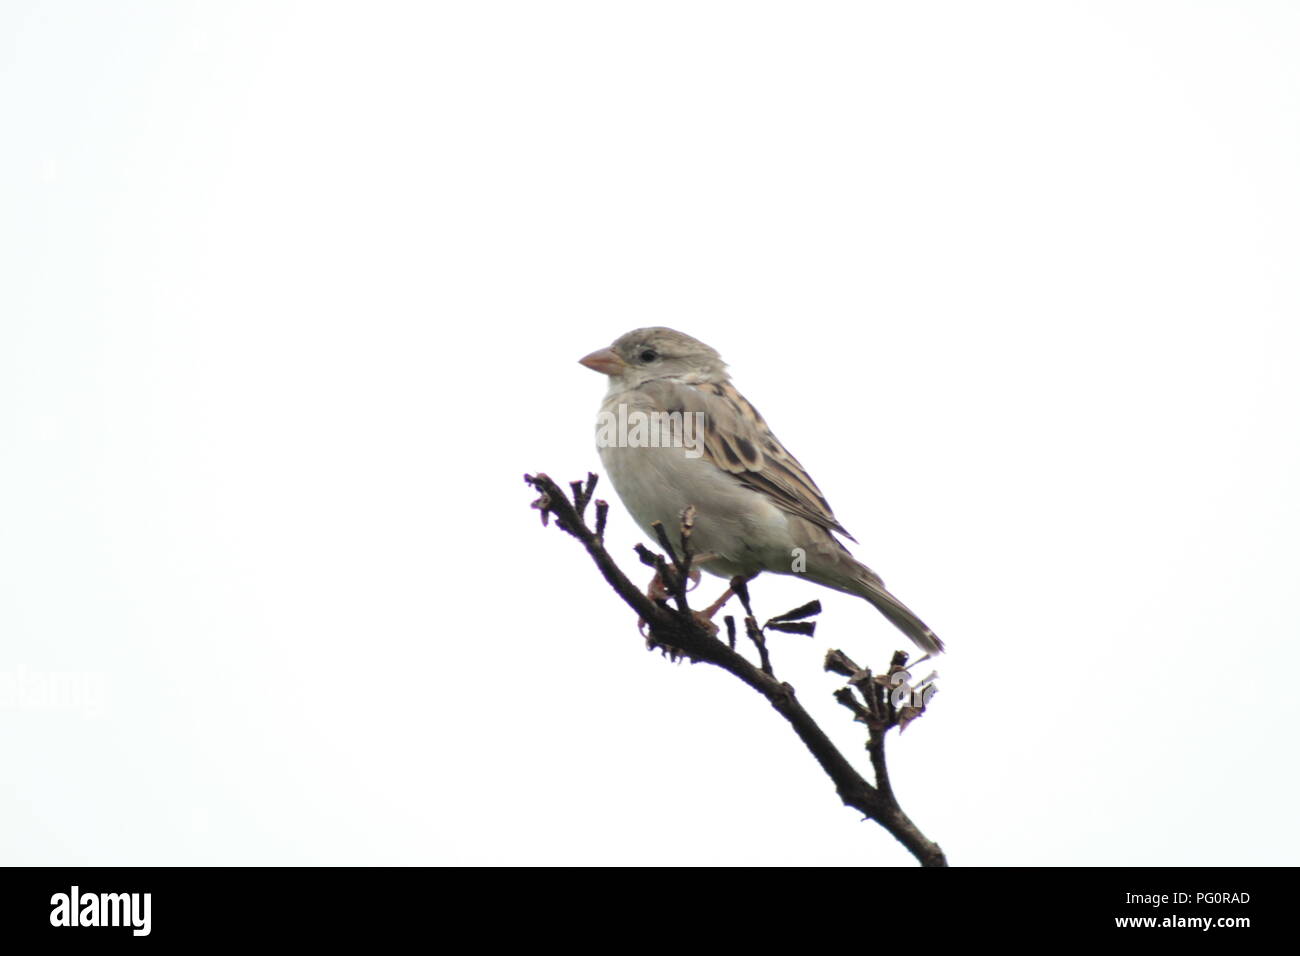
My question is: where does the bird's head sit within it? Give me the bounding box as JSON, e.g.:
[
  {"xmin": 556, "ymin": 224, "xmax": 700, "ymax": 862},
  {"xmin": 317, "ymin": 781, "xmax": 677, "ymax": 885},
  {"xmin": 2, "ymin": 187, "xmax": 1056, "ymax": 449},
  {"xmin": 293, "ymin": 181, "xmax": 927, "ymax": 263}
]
[{"xmin": 579, "ymin": 327, "xmax": 728, "ymax": 389}]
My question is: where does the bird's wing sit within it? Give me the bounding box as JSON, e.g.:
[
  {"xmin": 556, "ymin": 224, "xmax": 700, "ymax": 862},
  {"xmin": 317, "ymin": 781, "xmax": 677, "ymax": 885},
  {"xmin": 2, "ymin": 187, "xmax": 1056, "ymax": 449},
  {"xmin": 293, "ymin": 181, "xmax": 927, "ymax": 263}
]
[{"xmin": 641, "ymin": 379, "xmax": 857, "ymax": 542}]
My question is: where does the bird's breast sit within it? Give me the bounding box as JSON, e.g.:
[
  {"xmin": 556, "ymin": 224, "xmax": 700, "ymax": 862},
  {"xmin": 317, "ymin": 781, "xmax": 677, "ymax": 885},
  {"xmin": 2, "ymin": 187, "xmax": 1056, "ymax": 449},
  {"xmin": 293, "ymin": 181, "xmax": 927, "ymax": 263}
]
[{"xmin": 594, "ymin": 393, "xmax": 795, "ymax": 577}]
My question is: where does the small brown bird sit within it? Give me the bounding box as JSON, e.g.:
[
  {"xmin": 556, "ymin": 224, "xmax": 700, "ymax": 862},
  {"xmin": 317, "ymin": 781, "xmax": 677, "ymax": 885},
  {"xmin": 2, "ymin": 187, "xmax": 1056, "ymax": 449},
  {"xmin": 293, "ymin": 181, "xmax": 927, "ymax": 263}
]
[{"xmin": 580, "ymin": 327, "xmax": 943, "ymax": 655}]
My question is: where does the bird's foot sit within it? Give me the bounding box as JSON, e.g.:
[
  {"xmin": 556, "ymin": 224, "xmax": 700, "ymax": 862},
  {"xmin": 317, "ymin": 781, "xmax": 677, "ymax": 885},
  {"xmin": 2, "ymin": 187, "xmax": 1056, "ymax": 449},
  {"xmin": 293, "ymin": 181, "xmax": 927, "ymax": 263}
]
[
  {"xmin": 637, "ymin": 571, "xmax": 670, "ymax": 635},
  {"xmin": 700, "ymin": 586, "xmax": 735, "ymax": 620},
  {"xmin": 645, "ymin": 570, "xmax": 669, "ymax": 604},
  {"xmin": 689, "ymin": 611, "xmax": 720, "ymax": 636}
]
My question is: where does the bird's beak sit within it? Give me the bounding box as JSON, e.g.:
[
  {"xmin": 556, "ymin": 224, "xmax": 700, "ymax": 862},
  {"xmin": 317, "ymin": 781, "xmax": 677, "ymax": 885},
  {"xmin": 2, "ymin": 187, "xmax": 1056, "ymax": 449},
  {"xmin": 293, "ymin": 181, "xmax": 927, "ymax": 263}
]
[{"xmin": 578, "ymin": 347, "xmax": 628, "ymax": 376}]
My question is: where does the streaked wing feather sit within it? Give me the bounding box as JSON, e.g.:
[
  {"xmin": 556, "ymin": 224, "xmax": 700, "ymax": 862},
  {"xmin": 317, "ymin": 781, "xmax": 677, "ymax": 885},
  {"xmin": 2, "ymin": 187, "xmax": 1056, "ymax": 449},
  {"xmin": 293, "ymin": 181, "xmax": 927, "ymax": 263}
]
[{"xmin": 641, "ymin": 379, "xmax": 857, "ymax": 542}]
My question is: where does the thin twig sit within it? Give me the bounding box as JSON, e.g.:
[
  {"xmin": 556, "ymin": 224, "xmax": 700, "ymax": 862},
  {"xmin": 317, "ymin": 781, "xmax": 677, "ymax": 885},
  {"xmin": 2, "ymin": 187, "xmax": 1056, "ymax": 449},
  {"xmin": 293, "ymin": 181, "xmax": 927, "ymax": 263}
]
[{"xmin": 744, "ymin": 616, "xmax": 772, "ymax": 676}]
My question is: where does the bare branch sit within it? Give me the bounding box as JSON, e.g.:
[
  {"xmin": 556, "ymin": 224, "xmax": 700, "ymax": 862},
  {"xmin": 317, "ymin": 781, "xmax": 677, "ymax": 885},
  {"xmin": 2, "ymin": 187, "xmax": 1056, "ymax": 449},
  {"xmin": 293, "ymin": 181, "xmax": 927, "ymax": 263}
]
[{"xmin": 524, "ymin": 471, "xmax": 947, "ymax": 867}]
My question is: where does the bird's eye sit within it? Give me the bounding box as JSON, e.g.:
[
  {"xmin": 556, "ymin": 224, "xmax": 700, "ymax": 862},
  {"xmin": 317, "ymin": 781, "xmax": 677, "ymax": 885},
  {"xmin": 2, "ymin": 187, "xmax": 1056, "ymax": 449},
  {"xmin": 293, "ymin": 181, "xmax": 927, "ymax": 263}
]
[{"xmin": 639, "ymin": 348, "xmax": 659, "ymax": 363}]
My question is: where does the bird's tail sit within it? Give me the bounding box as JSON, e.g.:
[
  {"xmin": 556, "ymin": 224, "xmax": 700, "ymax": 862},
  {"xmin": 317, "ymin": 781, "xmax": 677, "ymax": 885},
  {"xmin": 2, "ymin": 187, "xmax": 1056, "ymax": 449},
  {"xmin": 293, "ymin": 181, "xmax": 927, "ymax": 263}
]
[{"xmin": 850, "ymin": 565, "xmax": 945, "ymax": 656}]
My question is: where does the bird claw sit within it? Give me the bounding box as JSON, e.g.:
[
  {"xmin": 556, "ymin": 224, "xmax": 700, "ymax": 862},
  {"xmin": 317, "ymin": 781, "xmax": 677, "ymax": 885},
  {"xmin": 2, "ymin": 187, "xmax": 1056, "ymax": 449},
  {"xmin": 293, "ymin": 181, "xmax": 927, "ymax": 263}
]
[
  {"xmin": 646, "ymin": 570, "xmax": 670, "ymax": 604},
  {"xmin": 639, "ymin": 566, "xmax": 721, "ymax": 637},
  {"xmin": 690, "ymin": 611, "xmax": 720, "ymax": 636}
]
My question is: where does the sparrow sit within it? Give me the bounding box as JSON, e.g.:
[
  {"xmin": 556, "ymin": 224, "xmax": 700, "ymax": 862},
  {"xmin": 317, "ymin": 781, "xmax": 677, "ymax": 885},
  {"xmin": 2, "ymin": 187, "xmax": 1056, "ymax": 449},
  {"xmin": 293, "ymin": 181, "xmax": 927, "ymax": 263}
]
[{"xmin": 579, "ymin": 327, "xmax": 943, "ymax": 655}]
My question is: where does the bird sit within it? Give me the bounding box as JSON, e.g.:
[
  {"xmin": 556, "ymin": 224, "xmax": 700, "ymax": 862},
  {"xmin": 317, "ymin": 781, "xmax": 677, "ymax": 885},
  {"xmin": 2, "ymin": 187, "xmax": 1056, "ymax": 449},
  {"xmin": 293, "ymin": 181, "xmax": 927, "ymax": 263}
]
[{"xmin": 578, "ymin": 327, "xmax": 943, "ymax": 655}]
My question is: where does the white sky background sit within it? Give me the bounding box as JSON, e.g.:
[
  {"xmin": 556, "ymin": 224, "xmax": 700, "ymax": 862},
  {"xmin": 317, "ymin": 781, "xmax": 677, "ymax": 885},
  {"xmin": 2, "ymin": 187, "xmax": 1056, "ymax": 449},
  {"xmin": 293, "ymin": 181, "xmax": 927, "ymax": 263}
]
[{"xmin": 2, "ymin": 1, "xmax": 1297, "ymax": 866}]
